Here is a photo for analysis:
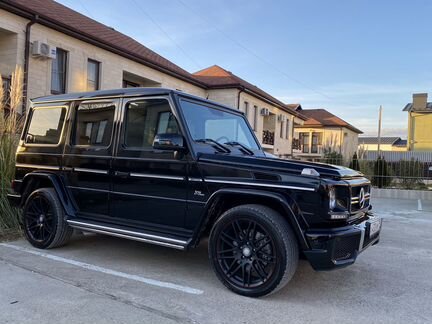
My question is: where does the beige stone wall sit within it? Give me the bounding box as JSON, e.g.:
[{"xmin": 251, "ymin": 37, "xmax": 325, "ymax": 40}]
[
  {"xmin": 0, "ymin": 9, "xmax": 299, "ymax": 156},
  {"xmin": 0, "ymin": 9, "xmax": 206, "ymax": 112},
  {"xmin": 294, "ymin": 126, "xmax": 359, "ymax": 161},
  {"xmin": 0, "ymin": 10, "xmax": 27, "ymax": 76}
]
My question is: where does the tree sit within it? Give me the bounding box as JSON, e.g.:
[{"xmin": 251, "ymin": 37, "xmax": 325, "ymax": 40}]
[
  {"xmin": 395, "ymin": 158, "xmax": 425, "ymax": 189},
  {"xmin": 349, "ymin": 152, "xmax": 360, "ymax": 171},
  {"xmin": 372, "ymin": 156, "xmax": 391, "ymax": 188}
]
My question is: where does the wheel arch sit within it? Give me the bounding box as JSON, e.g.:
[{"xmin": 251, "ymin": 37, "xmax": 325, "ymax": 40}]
[
  {"xmin": 193, "ymin": 188, "xmax": 309, "ymax": 249},
  {"xmin": 20, "ymin": 172, "xmax": 76, "ymax": 216}
]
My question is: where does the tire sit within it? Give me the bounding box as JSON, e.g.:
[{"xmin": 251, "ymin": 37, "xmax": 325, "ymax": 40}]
[
  {"xmin": 22, "ymin": 188, "xmax": 73, "ymax": 249},
  {"xmin": 208, "ymin": 204, "xmax": 298, "ymax": 297}
]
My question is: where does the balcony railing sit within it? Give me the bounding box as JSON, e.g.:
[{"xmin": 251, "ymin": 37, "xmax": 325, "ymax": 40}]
[{"xmin": 262, "ymin": 130, "xmax": 274, "ymax": 145}]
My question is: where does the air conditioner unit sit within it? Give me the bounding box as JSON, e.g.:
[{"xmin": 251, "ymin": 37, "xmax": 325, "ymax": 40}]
[
  {"xmin": 277, "ymin": 114, "xmax": 286, "ymax": 122},
  {"xmin": 32, "ymin": 41, "xmax": 56, "ymax": 59},
  {"xmin": 260, "ymin": 108, "xmax": 270, "ymax": 116}
]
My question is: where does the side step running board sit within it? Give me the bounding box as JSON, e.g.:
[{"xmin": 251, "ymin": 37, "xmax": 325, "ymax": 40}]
[{"xmin": 67, "ymin": 220, "xmax": 188, "ymax": 250}]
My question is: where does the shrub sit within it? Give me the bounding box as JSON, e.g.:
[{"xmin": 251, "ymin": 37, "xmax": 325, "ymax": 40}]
[
  {"xmin": 394, "ymin": 158, "xmax": 426, "ymax": 190},
  {"xmin": 372, "ymin": 156, "xmax": 392, "ymax": 188},
  {"xmin": 0, "ymin": 65, "xmax": 23, "ymax": 237},
  {"xmin": 349, "ymin": 152, "xmax": 360, "ymax": 171},
  {"xmin": 323, "ymin": 148, "xmax": 344, "ymax": 166}
]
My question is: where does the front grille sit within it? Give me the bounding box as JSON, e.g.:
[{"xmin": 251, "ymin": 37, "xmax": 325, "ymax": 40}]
[
  {"xmin": 332, "ymin": 235, "xmax": 360, "ymax": 261},
  {"xmin": 350, "ymin": 184, "xmax": 371, "ymax": 212}
]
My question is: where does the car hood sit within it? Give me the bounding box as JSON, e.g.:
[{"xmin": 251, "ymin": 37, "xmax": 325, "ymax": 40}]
[{"xmin": 197, "ymin": 153, "xmax": 363, "ymax": 179}]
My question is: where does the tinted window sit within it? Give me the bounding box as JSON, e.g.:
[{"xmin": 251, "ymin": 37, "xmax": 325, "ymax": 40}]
[
  {"xmin": 181, "ymin": 100, "xmax": 259, "ymax": 150},
  {"xmin": 124, "ymin": 99, "xmax": 179, "ymax": 148},
  {"xmin": 26, "ymin": 107, "xmax": 66, "ymax": 145},
  {"xmin": 73, "ymin": 102, "xmax": 115, "ymax": 146}
]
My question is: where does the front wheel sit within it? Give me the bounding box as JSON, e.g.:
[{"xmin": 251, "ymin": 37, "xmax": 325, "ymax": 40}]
[
  {"xmin": 208, "ymin": 204, "xmax": 298, "ymax": 297},
  {"xmin": 23, "ymin": 188, "xmax": 73, "ymax": 249}
]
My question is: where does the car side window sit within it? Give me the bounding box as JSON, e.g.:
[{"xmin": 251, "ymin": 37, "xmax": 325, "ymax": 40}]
[
  {"xmin": 25, "ymin": 106, "xmax": 67, "ymax": 145},
  {"xmin": 72, "ymin": 101, "xmax": 115, "ymax": 147},
  {"xmin": 124, "ymin": 98, "xmax": 180, "ymax": 149}
]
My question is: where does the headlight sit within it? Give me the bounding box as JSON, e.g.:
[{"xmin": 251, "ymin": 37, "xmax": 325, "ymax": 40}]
[{"xmin": 329, "ymin": 187, "xmax": 337, "ymax": 210}]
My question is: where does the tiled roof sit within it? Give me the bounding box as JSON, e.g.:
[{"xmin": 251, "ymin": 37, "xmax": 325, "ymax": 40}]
[
  {"xmin": 286, "ymin": 103, "xmax": 302, "ymax": 110},
  {"xmin": 4, "ymin": 0, "xmax": 204, "ymax": 86},
  {"xmin": 403, "ymin": 102, "xmax": 432, "ymax": 111},
  {"xmin": 298, "ymin": 109, "xmax": 363, "ymax": 134},
  {"xmin": 193, "ymin": 65, "xmax": 305, "ymax": 117},
  {"xmin": 358, "ymin": 137, "xmax": 401, "ymax": 145},
  {"xmin": 393, "ymin": 139, "xmax": 407, "ymax": 147},
  {"xmin": 3, "ymin": 0, "xmax": 306, "ymax": 118}
]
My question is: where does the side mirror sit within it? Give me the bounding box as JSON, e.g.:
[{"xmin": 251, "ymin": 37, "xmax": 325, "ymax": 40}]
[{"xmin": 153, "ymin": 133, "xmax": 186, "ymax": 151}]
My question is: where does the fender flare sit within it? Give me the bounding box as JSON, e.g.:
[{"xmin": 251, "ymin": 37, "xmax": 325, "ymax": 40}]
[
  {"xmin": 194, "ymin": 188, "xmax": 309, "ymax": 249},
  {"xmin": 20, "ymin": 171, "xmax": 76, "ymax": 216}
]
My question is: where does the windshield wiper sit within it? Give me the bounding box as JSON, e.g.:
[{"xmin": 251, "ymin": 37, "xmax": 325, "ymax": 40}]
[
  {"xmin": 196, "ymin": 139, "xmax": 231, "ymax": 153},
  {"xmin": 224, "ymin": 141, "xmax": 254, "ymax": 155}
]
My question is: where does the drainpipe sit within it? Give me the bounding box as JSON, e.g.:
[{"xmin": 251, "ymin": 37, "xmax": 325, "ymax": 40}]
[
  {"xmin": 22, "ymin": 15, "xmax": 38, "ymax": 113},
  {"xmin": 237, "ymin": 86, "xmax": 245, "ymax": 110}
]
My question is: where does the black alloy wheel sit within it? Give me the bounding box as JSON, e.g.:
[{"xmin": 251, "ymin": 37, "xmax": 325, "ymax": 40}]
[
  {"xmin": 209, "ymin": 204, "xmax": 298, "ymax": 297},
  {"xmin": 23, "ymin": 188, "xmax": 73, "ymax": 249},
  {"xmin": 216, "ymin": 218, "xmax": 277, "ymax": 288}
]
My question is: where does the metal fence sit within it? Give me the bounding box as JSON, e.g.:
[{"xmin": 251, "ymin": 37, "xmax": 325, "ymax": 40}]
[{"xmin": 308, "ymin": 157, "xmax": 432, "ymax": 190}]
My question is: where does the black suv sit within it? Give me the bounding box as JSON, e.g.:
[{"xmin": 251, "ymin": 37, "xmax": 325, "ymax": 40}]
[{"xmin": 8, "ymin": 88, "xmax": 381, "ymax": 297}]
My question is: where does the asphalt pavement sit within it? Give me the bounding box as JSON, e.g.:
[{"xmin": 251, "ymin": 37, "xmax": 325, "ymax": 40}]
[{"xmin": 0, "ymin": 198, "xmax": 431, "ymax": 324}]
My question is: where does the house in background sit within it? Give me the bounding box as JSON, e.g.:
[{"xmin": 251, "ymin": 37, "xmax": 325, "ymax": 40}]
[
  {"xmin": 358, "ymin": 137, "xmax": 407, "ymax": 152},
  {"xmin": 292, "ymin": 108, "xmax": 363, "ymax": 161},
  {"xmin": 403, "ymin": 93, "xmax": 432, "ymax": 151},
  {"xmin": 192, "ymin": 65, "xmax": 306, "ymax": 157},
  {"xmin": 0, "ymin": 0, "xmax": 305, "ymax": 157}
]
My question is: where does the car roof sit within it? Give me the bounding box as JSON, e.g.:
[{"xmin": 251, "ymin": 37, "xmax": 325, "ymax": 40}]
[{"xmin": 31, "ymin": 87, "xmax": 240, "ymax": 114}]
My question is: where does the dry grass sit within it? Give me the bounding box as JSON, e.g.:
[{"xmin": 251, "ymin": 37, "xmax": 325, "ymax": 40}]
[{"xmin": 0, "ymin": 65, "xmax": 24, "ymax": 236}]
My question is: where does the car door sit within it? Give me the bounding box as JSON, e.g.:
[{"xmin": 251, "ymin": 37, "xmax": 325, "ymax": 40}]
[
  {"xmin": 63, "ymin": 99, "xmax": 119, "ymax": 219},
  {"xmin": 110, "ymin": 96, "xmax": 189, "ymax": 232}
]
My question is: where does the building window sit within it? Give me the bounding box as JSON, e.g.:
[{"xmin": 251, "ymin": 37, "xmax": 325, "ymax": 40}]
[
  {"xmin": 123, "ymin": 79, "xmax": 140, "ymax": 88},
  {"xmin": 87, "ymin": 59, "xmax": 100, "ymax": 91},
  {"xmin": 311, "ymin": 132, "xmax": 322, "ymax": 154},
  {"xmin": 2, "ymin": 76, "xmax": 11, "ymax": 107},
  {"xmin": 253, "ymin": 105, "xmax": 258, "ymax": 130},
  {"xmin": 51, "ymin": 48, "xmax": 67, "ymax": 94},
  {"xmin": 244, "ymin": 101, "xmax": 249, "ymax": 119},
  {"xmin": 280, "ymin": 120, "xmax": 284, "ymax": 138},
  {"xmin": 300, "ymin": 132, "xmax": 310, "ymax": 153},
  {"xmin": 285, "ymin": 119, "xmax": 290, "ymax": 139}
]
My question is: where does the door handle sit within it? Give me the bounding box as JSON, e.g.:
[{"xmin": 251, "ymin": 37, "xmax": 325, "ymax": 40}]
[{"xmin": 114, "ymin": 171, "xmax": 129, "ymax": 178}]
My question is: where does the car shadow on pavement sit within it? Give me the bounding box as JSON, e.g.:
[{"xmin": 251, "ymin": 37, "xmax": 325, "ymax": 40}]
[{"xmin": 59, "ymin": 232, "xmax": 379, "ymax": 302}]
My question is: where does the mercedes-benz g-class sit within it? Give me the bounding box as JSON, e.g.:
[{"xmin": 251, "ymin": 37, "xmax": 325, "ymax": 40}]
[{"xmin": 8, "ymin": 88, "xmax": 381, "ymax": 297}]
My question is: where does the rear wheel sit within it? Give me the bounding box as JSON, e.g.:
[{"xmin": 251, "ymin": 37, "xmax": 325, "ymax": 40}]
[
  {"xmin": 23, "ymin": 188, "xmax": 72, "ymax": 249},
  {"xmin": 209, "ymin": 204, "xmax": 299, "ymax": 297}
]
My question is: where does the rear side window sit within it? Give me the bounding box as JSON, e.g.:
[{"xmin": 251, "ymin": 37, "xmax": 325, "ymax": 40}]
[
  {"xmin": 73, "ymin": 102, "xmax": 115, "ymax": 147},
  {"xmin": 25, "ymin": 107, "xmax": 67, "ymax": 145}
]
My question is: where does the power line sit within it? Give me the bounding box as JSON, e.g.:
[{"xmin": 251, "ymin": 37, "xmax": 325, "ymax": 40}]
[
  {"xmin": 176, "ymin": 0, "xmax": 350, "ymax": 104},
  {"xmin": 76, "ymin": 0, "xmax": 95, "ymax": 19},
  {"xmin": 130, "ymin": 0, "xmax": 203, "ymax": 71}
]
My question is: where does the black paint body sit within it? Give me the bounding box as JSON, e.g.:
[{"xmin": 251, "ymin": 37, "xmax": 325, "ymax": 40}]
[{"xmin": 8, "ymin": 88, "xmax": 381, "ymax": 270}]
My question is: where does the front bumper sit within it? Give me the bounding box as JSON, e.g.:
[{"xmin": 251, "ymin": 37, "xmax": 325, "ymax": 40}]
[{"xmin": 303, "ymin": 213, "xmax": 382, "ymax": 270}]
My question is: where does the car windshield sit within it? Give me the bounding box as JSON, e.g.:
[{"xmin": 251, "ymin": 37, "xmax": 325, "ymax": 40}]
[{"xmin": 180, "ymin": 100, "xmax": 260, "ymax": 151}]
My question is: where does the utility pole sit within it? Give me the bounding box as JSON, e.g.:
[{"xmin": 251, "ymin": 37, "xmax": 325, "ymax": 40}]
[{"xmin": 377, "ymin": 105, "xmax": 383, "ymax": 156}]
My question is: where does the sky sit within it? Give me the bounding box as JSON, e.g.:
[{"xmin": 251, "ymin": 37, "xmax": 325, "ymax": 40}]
[{"xmin": 57, "ymin": 0, "xmax": 432, "ymax": 137}]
